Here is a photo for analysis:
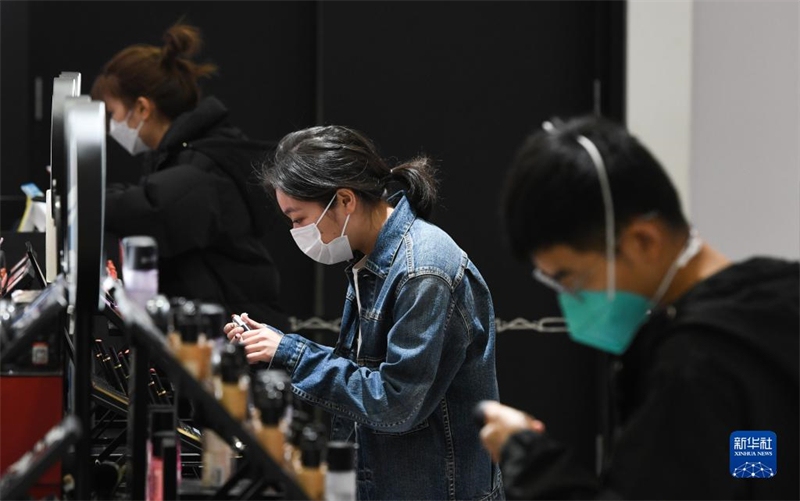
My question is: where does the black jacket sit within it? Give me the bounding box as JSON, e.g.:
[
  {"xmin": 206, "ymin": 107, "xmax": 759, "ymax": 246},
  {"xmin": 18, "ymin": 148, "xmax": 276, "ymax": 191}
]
[
  {"xmin": 105, "ymin": 96, "xmax": 289, "ymax": 331},
  {"xmin": 501, "ymin": 257, "xmax": 799, "ymax": 500}
]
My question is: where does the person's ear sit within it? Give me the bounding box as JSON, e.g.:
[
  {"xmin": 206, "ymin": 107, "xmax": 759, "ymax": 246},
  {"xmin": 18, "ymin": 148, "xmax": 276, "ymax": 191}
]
[
  {"xmin": 135, "ymin": 96, "xmax": 154, "ymax": 121},
  {"xmin": 336, "ymin": 188, "xmax": 358, "ymax": 216},
  {"xmin": 618, "ymin": 217, "xmax": 662, "ymax": 267}
]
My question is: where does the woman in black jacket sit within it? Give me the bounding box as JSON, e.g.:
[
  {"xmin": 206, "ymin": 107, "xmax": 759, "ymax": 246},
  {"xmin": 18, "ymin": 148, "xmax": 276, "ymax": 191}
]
[{"xmin": 91, "ymin": 23, "xmax": 288, "ymax": 331}]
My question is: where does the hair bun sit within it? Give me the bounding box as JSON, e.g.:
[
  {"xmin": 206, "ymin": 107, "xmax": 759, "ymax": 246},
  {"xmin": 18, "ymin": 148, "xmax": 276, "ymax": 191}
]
[{"xmin": 162, "ymin": 23, "xmax": 203, "ymax": 62}]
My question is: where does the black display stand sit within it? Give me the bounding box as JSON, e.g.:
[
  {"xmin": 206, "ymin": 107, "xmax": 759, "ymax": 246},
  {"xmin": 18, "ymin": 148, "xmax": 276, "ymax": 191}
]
[
  {"xmin": 0, "ymin": 242, "xmax": 47, "ymax": 298},
  {"xmin": 0, "ymin": 274, "xmax": 67, "ymax": 366},
  {"xmin": 112, "ymin": 287, "xmax": 308, "ymax": 500},
  {"xmin": 0, "ymin": 415, "xmax": 82, "ymax": 501}
]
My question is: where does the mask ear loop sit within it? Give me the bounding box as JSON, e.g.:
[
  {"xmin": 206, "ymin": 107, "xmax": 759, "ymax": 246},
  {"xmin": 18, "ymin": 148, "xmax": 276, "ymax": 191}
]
[
  {"xmin": 315, "ymin": 193, "xmax": 339, "ymax": 225},
  {"xmin": 575, "ymin": 135, "xmax": 616, "ymax": 301},
  {"xmin": 133, "ymin": 115, "xmax": 145, "ymax": 133},
  {"xmin": 125, "ymin": 108, "xmax": 147, "ymax": 133},
  {"xmin": 649, "ymin": 228, "xmax": 702, "ymax": 308}
]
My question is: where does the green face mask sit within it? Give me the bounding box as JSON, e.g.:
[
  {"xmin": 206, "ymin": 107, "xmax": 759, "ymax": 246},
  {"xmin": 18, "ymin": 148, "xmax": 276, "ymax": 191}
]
[
  {"xmin": 558, "ymin": 290, "xmax": 651, "ymax": 355},
  {"xmin": 554, "ymin": 134, "xmax": 701, "ymax": 355}
]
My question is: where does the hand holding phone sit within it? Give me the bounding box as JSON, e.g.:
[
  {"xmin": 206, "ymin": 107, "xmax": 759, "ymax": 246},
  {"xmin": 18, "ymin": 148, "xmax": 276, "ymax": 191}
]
[
  {"xmin": 231, "ymin": 314, "xmax": 247, "ymax": 342},
  {"xmin": 232, "ymin": 314, "xmax": 247, "ymax": 330}
]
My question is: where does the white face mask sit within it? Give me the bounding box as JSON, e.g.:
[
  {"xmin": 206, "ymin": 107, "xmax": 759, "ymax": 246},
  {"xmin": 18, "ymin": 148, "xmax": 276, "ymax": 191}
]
[
  {"xmin": 290, "ymin": 194, "xmax": 354, "ymax": 265},
  {"xmin": 109, "ymin": 111, "xmax": 151, "ymax": 156}
]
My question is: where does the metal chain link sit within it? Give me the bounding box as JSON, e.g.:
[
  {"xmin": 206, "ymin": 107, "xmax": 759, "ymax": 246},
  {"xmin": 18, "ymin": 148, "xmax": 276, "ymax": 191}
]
[{"xmin": 288, "ymin": 316, "xmax": 568, "ymax": 334}]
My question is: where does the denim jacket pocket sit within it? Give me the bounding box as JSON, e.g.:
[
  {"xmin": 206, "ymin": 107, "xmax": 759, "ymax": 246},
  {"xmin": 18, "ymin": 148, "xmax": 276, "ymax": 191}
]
[{"xmin": 368, "ymin": 417, "xmax": 430, "ymax": 436}]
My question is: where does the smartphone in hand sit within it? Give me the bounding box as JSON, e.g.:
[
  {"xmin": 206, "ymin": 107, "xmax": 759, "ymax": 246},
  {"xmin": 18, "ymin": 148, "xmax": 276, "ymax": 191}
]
[{"xmin": 231, "ymin": 314, "xmax": 247, "ymax": 342}]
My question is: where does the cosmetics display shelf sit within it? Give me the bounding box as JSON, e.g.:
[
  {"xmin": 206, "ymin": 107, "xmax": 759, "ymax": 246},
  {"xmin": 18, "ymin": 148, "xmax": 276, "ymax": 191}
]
[
  {"xmin": 111, "ymin": 286, "xmax": 308, "ymax": 500},
  {"xmin": 0, "ymin": 416, "xmax": 82, "ymax": 501},
  {"xmin": 0, "ymin": 274, "xmax": 67, "ymax": 370},
  {"xmin": 90, "ymin": 374, "xmax": 204, "ymax": 453}
]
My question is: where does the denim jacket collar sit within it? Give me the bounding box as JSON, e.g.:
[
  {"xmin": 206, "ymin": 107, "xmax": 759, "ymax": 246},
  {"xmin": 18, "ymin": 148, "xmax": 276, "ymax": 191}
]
[{"xmin": 345, "ymin": 193, "xmax": 415, "ymax": 279}]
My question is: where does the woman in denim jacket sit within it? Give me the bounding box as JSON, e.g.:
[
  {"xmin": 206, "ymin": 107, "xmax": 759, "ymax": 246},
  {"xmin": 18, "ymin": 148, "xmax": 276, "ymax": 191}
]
[{"xmin": 224, "ymin": 125, "xmax": 503, "ymax": 500}]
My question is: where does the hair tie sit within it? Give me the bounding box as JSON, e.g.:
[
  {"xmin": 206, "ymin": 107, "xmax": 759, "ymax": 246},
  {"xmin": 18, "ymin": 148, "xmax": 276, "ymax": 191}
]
[{"xmin": 382, "ymin": 167, "xmax": 397, "ymax": 186}]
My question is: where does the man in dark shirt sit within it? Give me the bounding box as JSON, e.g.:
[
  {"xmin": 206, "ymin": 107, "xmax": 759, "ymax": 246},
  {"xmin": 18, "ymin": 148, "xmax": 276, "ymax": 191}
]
[{"xmin": 485, "ymin": 115, "xmax": 799, "ymax": 500}]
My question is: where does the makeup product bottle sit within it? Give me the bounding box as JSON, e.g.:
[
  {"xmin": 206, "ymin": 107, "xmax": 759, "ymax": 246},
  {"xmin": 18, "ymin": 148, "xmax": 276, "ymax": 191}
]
[
  {"xmin": 120, "ymin": 236, "xmax": 158, "ymax": 309},
  {"xmin": 200, "ymin": 428, "xmax": 232, "ymax": 488},
  {"xmin": 197, "ymin": 341, "xmax": 232, "ymax": 488},
  {"xmin": 165, "ymin": 297, "xmax": 186, "ymax": 352},
  {"xmin": 324, "ymin": 442, "xmax": 357, "ymax": 501},
  {"xmin": 174, "ymin": 301, "xmax": 211, "ymax": 386},
  {"xmin": 297, "ymin": 425, "xmax": 326, "ymax": 501},
  {"xmin": 159, "ymin": 431, "xmax": 177, "ymax": 500},
  {"xmin": 251, "ymin": 370, "xmax": 290, "ymax": 466},
  {"xmin": 286, "ymin": 399, "xmax": 312, "ymax": 473},
  {"xmin": 196, "ymin": 303, "xmax": 222, "ymax": 394},
  {"xmin": 145, "ymin": 294, "xmax": 171, "ymax": 333},
  {"xmin": 198, "ymin": 302, "xmax": 227, "ymax": 340},
  {"xmin": 147, "ymin": 406, "xmax": 176, "ymax": 501},
  {"xmin": 218, "ymin": 342, "xmax": 249, "ymax": 422}
]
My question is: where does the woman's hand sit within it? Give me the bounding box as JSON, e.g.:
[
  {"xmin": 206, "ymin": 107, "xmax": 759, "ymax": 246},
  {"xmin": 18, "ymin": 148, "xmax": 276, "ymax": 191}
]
[
  {"xmin": 223, "ymin": 313, "xmax": 283, "ymax": 364},
  {"xmin": 478, "ymin": 401, "xmax": 546, "ymax": 463}
]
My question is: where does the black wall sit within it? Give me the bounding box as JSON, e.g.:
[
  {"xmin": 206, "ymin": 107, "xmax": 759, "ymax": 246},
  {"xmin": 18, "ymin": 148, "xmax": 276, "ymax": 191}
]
[{"xmin": 1, "ymin": 0, "xmax": 625, "ymax": 474}]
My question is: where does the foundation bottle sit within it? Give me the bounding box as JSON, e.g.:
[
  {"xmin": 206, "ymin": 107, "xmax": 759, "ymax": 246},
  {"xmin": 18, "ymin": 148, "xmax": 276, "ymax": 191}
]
[
  {"xmin": 286, "ymin": 404, "xmax": 310, "ymax": 474},
  {"xmin": 296, "ymin": 425, "xmax": 326, "ymax": 501},
  {"xmin": 218, "ymin": 342, "xmax": 249, "ymax": 422},
  {"xmin": 324, "ymin": 441, "xmax": 357, "ymax": 501},
  {"xmin": 174, "ymin": 301, "xmax": 212, "ymax": 389},
  {"xmin": 251, "ymin": 370, "xmax": 290, "ymax": 466},
  {"xmin": 200, "ymin": 427, "xmax": 232, "ymax": 488}
]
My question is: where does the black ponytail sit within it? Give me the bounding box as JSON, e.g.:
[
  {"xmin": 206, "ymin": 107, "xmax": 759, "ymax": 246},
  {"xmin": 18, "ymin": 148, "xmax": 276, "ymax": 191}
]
[
  {"xmin": 262, "ymin": 125, "xmax": 439, "ymax": 219},
  {"xmin": 387, "ymin": 156, "xmax": 438, "ymax": 219}
]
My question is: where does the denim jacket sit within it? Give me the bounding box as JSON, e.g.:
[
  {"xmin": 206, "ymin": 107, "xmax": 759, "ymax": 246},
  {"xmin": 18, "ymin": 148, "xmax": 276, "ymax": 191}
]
[{"xmin": 272, "ymin": 195, "xmax": 503, "ymax": 500}]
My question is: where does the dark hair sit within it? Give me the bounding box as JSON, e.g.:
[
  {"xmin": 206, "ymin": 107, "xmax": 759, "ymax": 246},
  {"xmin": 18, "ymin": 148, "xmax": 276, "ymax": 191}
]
[
  {"xmin": 90, "ymin": 23, "xmax": 217, "ymax": 120},
  {"xmin": 500, "ymin": 115, "xmax": 689, "ymax": 260},
  {"xmin": 261, "ymin": 125, "xmax": 439, "ymax": 219}
]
